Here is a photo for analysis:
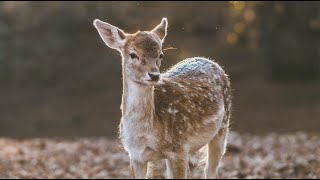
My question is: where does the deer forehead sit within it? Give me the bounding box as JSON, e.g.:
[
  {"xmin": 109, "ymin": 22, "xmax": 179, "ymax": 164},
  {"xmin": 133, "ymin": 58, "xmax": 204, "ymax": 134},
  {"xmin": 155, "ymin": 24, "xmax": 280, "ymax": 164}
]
[{"xmin": 126, "ymin": 31, "xmax": 162, "ymax": 58}]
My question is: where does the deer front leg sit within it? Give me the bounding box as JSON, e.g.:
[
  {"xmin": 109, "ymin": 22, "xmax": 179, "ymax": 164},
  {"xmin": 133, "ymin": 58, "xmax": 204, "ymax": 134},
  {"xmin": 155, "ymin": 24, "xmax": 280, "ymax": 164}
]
[
  {"xmin": 147, "ymin": 160, "xmax": 166, "ymax": 179},
  {"xmin": 130, "ymin": 160, "xmax": 148, "ymax": 179},
  {"xmin": 166, "ymin": 153, "xmax": 189, "ymax": 179}
]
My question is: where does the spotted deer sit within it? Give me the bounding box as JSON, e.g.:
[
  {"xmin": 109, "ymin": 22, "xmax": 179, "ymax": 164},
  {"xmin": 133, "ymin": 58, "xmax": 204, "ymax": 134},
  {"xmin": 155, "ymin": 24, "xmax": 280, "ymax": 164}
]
[{"xmin": 93, "ymin": 17, "xmax": 232, "ymax": 179}]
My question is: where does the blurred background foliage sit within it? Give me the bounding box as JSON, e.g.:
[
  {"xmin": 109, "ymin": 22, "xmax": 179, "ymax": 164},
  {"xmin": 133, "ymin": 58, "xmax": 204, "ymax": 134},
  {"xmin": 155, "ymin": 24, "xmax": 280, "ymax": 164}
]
[{"xmin": 0, "ymin": 1, "xmax": 319, "ymax": 137}]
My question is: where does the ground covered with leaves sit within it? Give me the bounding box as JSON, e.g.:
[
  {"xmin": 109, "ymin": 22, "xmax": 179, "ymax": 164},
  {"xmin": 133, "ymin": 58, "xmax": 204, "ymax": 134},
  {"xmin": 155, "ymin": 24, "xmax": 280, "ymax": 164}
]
[{"xmin": 0, "ymin": 132, "xmax": 319, "ymax": 179}]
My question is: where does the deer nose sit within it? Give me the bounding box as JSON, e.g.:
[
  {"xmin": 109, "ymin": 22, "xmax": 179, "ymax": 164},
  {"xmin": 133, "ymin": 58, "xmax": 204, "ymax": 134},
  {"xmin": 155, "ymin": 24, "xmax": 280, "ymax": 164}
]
[{"xmin": 148, "ymin": 72, "xmax": 160, "ymax": 81}]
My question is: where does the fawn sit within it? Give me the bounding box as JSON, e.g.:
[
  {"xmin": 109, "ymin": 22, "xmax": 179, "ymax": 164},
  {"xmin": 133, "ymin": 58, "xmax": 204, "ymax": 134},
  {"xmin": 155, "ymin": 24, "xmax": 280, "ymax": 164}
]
[{"xmin": 93, "ymin": 17, "xmax": 232, "ymax": 179}]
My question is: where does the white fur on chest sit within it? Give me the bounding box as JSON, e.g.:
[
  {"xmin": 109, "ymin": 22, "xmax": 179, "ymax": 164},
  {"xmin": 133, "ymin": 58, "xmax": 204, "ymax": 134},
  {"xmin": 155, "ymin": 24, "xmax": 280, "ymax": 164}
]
[
  {"xmin": 121, "ymin": 81, "xmax": 159, "ymax": 162},
  {"xmin": 121, "ymin": 119, "xmax": 158, "ymax": 162}
]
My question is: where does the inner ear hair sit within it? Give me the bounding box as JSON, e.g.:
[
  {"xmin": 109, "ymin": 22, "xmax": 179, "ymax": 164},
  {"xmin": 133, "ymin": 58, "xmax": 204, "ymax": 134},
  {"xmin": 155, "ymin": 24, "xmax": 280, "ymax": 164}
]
[{"xmin": 117, "ymin": 29, "xmax": 126, "ymax": 40}]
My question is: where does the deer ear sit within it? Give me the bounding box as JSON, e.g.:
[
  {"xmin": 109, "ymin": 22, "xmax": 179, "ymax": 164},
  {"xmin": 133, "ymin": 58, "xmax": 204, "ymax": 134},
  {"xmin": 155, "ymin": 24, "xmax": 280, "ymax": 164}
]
[
  {"xmin": 93, "ymin": 19, "xmax": 127, "ymax": 50},
  {"xmin": 151, "ymin": 17, "xmax": 168, "ymax": 41}
]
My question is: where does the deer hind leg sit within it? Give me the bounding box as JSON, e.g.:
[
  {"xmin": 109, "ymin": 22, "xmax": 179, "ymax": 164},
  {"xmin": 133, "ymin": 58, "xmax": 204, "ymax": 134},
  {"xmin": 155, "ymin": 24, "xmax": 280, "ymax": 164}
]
[
  {"xmin": 205, "ymin": 127, "xmax": 228, "ymax": 179},
  {"xmin": 146, "ymin": 160, "xmax": 166, "ymax": 179}
]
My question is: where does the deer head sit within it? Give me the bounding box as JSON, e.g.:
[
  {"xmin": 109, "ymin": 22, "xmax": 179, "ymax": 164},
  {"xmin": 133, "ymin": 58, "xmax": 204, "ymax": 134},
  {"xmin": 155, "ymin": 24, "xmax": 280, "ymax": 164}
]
[{"xmin": 93, "ymin": 18, "xmax": 168, "ymax": 86}]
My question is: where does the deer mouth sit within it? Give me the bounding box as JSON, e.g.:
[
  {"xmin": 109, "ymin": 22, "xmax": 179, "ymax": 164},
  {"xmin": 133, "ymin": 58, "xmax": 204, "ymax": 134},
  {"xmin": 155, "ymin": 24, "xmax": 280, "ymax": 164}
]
[
  {"xmin": 147, "ymin": 79, "xmax": 159, "ymax": 82},
  {"xmin": 145, "ymin": 79, "xmax": 160, "ymax": 85}
]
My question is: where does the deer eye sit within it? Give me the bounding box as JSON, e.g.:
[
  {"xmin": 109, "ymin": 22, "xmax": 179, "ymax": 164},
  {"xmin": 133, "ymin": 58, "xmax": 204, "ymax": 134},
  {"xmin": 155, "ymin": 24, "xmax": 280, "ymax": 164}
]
[
  {"xmin": 159, "ymin": 53, "xmax": 164, "ymax": 60},
  {"xmin": 129, "ymin": 53, "xmax": 139, "ymax": 60}
]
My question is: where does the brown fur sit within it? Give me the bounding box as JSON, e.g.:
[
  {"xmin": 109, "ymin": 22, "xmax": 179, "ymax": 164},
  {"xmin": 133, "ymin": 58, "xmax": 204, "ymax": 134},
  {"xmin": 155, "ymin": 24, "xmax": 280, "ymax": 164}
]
[{"xmin": 154, "ymin": 77, "xmax": 222, "ymax": 152}]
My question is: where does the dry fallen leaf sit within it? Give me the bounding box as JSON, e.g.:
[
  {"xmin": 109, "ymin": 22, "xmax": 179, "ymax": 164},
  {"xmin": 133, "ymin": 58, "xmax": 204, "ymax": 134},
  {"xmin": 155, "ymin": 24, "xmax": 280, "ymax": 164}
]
[{"xmin": 0, "ymin": 132, "xmax": 319, "ymax": 179}]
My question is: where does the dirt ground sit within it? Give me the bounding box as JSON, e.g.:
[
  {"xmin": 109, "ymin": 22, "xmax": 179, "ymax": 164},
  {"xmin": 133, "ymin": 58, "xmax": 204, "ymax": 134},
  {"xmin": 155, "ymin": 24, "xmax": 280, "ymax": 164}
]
[{"xmin": 0, "ymin": 132, "xmax": 319, "ymax": 179}]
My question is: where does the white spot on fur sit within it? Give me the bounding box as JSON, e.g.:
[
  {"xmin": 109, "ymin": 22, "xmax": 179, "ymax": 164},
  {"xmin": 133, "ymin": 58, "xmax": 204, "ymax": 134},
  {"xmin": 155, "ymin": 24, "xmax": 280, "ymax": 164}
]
[
  {"xmin": 165, "ymin": 152, "xmax": 177, "ymax": 159},
  {"xmin": 175, "ymin": 82, "xmax": 184, "ymax": 88},
  {"xmin": 183, "ymin": 115, "xmax": 187, "ymax": 121},
  {"xmin": 168, "ymin": 108, "xmax": 178, "ymax": 114}
]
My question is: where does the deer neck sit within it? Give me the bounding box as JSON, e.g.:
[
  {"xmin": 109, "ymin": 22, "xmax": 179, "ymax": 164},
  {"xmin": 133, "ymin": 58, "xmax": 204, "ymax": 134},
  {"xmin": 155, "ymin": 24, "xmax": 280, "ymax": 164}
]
[{"xmin": 121, "ymin": 74, "xmax": 155, "ymax": 124}]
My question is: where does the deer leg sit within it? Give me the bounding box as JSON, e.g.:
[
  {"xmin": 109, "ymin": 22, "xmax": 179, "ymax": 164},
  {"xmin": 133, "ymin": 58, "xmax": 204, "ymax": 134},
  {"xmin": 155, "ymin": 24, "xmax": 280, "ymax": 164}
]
[
  {"xmin": 131, "ymin": 160, "xmax": 148, "ymax": 179},
  {"xmin": 166, "ymin": 153, "xmax": 189, "ymax": 179},
  {"xmin": 147, "ymin": 160, "xmax": 166, "ymax": 179},
  {"xmin": 205, "ymin": 127, "xmax": 228, "ymax": 179}
]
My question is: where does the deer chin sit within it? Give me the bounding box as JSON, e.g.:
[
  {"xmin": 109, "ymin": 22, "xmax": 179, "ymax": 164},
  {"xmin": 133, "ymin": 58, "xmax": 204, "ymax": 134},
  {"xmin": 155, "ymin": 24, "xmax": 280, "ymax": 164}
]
[
  {"xmin": 138, "ymin": 76, "xmax": 161, "ymax": 86},
  {"xmin": 131, "ymin": 78, "xmax": 159, "ymax": 86},
  {"xmin": 144, "ymin": 79, "xmax": 160, "ymax": 86}
]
